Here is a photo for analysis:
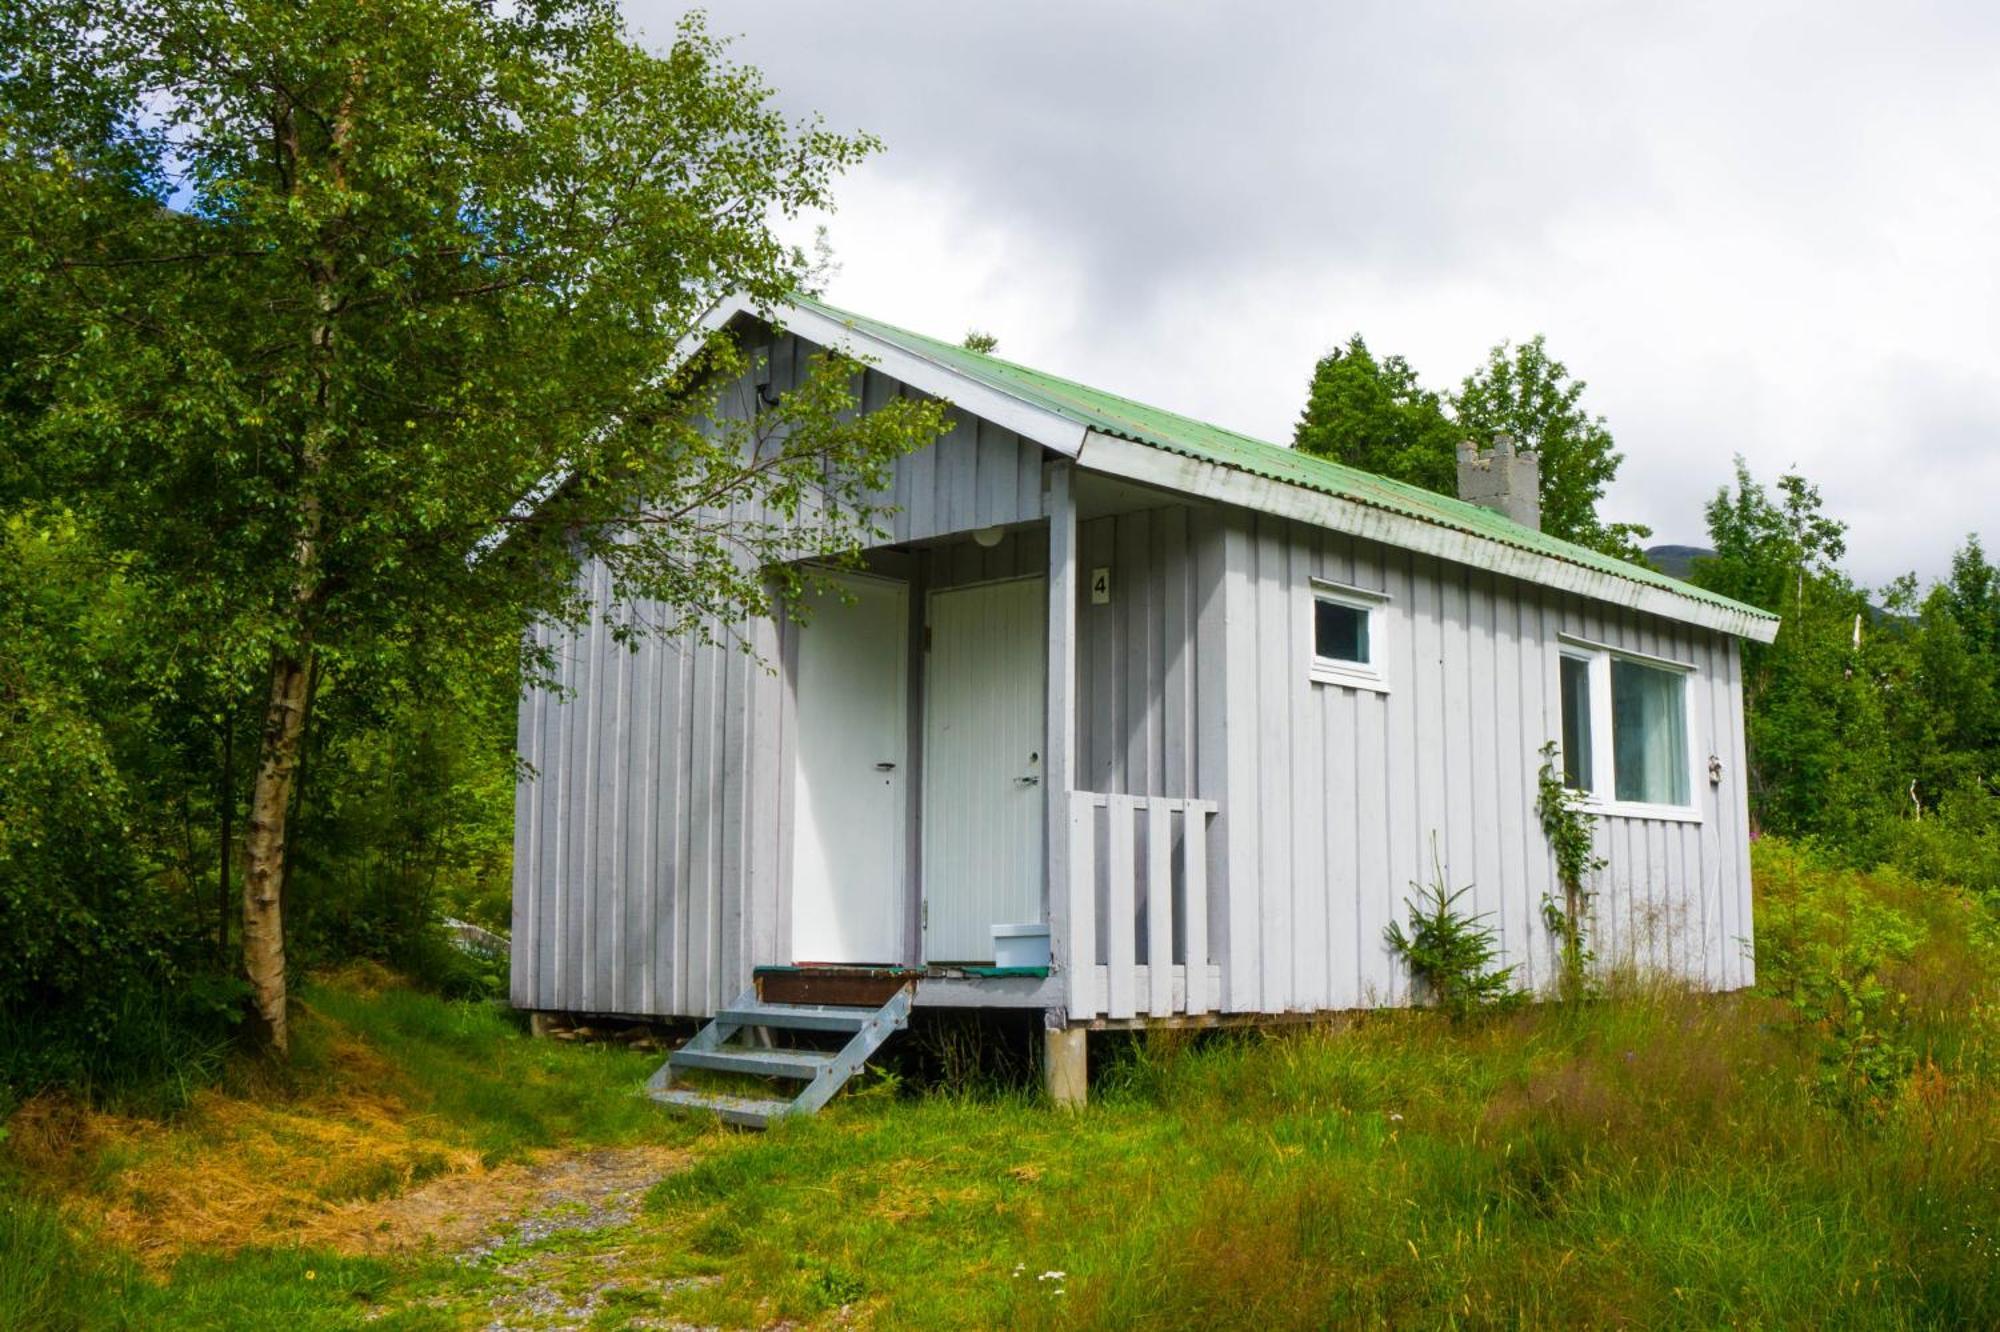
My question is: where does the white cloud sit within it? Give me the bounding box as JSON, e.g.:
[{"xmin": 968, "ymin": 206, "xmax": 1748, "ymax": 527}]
[{"xmin": 640, "ymin": 0, "xmax": 2000, "ymax": 586}]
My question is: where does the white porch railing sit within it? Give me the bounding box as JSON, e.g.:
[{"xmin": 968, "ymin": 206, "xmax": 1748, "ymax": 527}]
[{"xmin": 1065, "ymin": 792, "xmax": 1221, "ymax": 1020}]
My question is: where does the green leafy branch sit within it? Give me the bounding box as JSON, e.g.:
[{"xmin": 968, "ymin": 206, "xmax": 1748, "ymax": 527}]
[{"xmin": 1535, "ymin": 741, "xmax": 1604, "ymax": 1001}]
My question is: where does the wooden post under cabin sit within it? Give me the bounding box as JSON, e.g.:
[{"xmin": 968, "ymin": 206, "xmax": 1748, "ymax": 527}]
[{"xmin": 1044, "ymin": 1025, "xmax": 1087, "ymax": 1107}]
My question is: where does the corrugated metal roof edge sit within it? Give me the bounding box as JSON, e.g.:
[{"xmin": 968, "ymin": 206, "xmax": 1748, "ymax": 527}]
[{"xmin": 779, "ymin": 294, "xmax": 1778, "ymax": 631}]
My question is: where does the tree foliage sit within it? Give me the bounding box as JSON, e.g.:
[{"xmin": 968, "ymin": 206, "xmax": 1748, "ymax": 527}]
[
  {"xmin": 1293, "ymin": 335, "xmax": 1460, "ymax": 493},
  {"xmin": 1292, "ymin": 331, "xmax": 1645, "ymax": 557},
  {"xmin": 1690, "ymin": 461, "xmax": 2000, "ymax": 892},
  {"xmin": 1453, "ymin": 336, "xmax": 1650, "ymax": 558},
  {"xmin": 1, "ymin": 0, "xmax": 943, "ymax": 1054}
]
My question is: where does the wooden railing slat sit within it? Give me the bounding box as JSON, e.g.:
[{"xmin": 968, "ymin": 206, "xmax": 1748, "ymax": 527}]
[
  {"xmin": 1066, "ymin": 792, "xmax": 1099, "ymax": 1019},
  {"xmin": 1183, "ymin": 809, "xmax": 1210, "ymax": 1014},
  {"xmin": 1146, "ymin": 806, "xmax": 1174, "ymax": 1015},
  {"xmin": 1105, "ymin": 795, "xmax": 1137, "ymax": 1020},
  {"xmin": 1066, "ymin": 790, "xmax": 1217, "ymax": 1023}
]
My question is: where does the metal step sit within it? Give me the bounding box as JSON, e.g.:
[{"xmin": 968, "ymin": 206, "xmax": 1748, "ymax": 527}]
[
  {"xmin": 647, "ymin": 1085, "xmax": 797, "ymax": 1129},
  {"xmin": 715, "ymin": 1002, "xmax": 874, "ymax": 1033},
  {"xmin": 646, "ymin": 983, "xmax": 913, "ymax": 1129},
  {"xmin": 668, "ymin": 1046, "xmax": 837, "ymax": 1081}
]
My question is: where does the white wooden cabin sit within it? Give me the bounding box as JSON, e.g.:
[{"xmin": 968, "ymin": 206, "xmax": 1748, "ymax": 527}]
[{"xmin": 510, "ymin": 295, "xmax": 1779, "ymax": 1088}]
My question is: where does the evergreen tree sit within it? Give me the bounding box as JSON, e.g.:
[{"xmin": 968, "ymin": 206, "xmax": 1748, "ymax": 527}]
[
  {"xmin": 1688, "ymin": 460, "xmax": 2000, "ymax": 855},
  {"xmin": 1946, "ymin": 535, "xmax": 2000, "ymax": 660}
]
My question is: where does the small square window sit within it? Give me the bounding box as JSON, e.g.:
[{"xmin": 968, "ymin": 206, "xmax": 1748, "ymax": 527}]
[
  {"xmin": 1315, "ymin": 598, "xmax": 1370, "ymax": 665},
  {"xmin": 1308, "ymin": 581, "xmax": 1387, "ymax": 690}
]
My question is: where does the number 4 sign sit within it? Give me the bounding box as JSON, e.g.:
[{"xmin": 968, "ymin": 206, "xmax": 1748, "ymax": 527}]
[{"xmin": 1089, "ymin": 566, "xmax": 1112, "ymax": 605}]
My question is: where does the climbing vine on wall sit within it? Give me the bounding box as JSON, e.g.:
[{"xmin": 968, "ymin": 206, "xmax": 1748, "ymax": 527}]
[{"xmin": 1535, "ymin": 741, "xmax": 1606, "ymax": 1000}]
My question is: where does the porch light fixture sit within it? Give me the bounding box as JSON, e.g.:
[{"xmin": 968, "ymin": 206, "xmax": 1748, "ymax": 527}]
[{"xmin": 973, "ymin": 525, "xmax": 1005, "ymax": 548}]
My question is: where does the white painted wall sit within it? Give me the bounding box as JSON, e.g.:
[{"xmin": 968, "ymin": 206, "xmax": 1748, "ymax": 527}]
[
  {"xmin": 1207, "ymin": 508, "xmax": 1756, "ymax": 1015},
  {"xmin": 510, "ymin": 333, "xmax": 1052, "ymax": 1017},
  {"xmin": 512, "ymin": 336, "xmax": 1757, "ymax": 1021}
]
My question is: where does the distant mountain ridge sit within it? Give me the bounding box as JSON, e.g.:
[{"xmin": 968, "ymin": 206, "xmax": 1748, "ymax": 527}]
[
  {"xmin": 1648, "ymin": 543, "xmax": 1894, "ymax": 625},
  {"xmin": 1645, "ymin": 544, "xmax": 1715, "ymax": 580}
]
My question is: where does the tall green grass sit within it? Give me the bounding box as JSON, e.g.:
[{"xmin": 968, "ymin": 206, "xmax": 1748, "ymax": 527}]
[
  {"xmin": 5, "ymin": 841, "xmax": 1995, "ymax": 1328},
  {"xmin": 297, "ymin": 976, "xmax": 679, "ymax": 1163},
  {"xmin": 0, "ymin": 1196, "xmax": 443, "ymax": 1332},
  {"xmin": 628, "ymin": 844, "xmax": 2000, "ymax": 1328},
  {"xmin": 0, "ymin": 1194, "xmax": 131, "ymax": 1331}
]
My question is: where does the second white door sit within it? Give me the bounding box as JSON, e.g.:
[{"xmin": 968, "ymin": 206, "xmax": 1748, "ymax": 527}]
[{"xmin": 922, "ymin": 577, "xmax": 1047, "ymax": 963}]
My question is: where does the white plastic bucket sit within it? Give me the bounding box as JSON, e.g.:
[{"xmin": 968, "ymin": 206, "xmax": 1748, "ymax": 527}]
[{"xmin": 991, "ymin": 922, "xmax": 1051, "ymax": 969}]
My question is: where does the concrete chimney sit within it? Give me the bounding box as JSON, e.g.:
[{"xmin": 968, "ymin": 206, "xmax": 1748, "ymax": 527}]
[{"xmin": 1456, "ymin": 432, "xmax": 1541, "ymax": 530}]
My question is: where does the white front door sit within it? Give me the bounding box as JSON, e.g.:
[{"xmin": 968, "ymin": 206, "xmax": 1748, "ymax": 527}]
[
  {"xmin": 922, "ymin": 576, "xmax": 1047, "ymax": 963},
  {"xmin": 791, "ymin": 572, "xmax": 908, "ymax": 964}
]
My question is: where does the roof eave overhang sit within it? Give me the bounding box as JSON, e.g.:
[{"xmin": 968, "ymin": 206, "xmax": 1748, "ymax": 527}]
[
  {"xmin": 1074, "ymin": 430, "xmax": 1782, "ymax": 644},
  {"xmin": 729, "ymin": 294, "xmax": 1777, "ymax": 645},
  {"xmin": 740, "ymin": 297, "xmax": 1090, "ymax": 459},
  {"xmin": 487, "ymin": 292, "xmax": 1084, "ymax": 552}
]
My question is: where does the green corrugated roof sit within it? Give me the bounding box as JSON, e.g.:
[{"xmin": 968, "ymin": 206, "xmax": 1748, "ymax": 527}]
[{"xmin": 789, "ymin": 294, "xmax": 1775, "ymax": 628}]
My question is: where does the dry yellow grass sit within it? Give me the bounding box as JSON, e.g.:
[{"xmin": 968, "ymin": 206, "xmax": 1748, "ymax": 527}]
[
  {"xmin": 299, "ymin": 1143, "xmax": 689, "ymax": 1257},
  {"xmin": 7, "ymin": 1024, "xmax": 686, "ymax": 1268}
]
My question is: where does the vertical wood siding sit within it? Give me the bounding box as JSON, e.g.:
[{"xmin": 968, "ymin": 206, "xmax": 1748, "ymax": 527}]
[
  {"xmin": 511, "ymin": 333, "xmax": 1050, "ymax": 1017},
  {"xmin": 512, "ymin": 331, "xmax": 1756, "ymax": 1021},
  {"xmin": 510, "ymin": 575, "xmax": 782, "ymax": 1018},
  {"xmin": 1074, "ymin": 505, "xmax": 1210, "ymax": 798},
  {"xmin": 1207, "ymin": 508, "xmax": 1756, "ymax": 1014}
]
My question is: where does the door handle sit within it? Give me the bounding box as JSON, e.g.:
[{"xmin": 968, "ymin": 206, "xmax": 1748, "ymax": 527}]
[
  {"xmin": 875, "ymin": 762, "xmax": 897, "ymax": 771},
  {"xmin": 1015, "ymin": 775, "xmax": 1040, "ymax": 786}
]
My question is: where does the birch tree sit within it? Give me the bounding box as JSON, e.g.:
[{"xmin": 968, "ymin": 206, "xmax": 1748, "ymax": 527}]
[{"xmin": 1, "ymin": 0, "xmax": 942, "ymax": 1053}]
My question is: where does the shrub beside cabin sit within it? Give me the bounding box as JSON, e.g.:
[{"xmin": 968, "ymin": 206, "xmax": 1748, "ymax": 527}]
[{"xmin": 510, "ymin": 295, "xmax": 1778, "ymax": 1102}]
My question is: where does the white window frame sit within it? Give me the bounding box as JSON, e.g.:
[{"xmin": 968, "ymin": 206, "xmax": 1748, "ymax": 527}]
[
  {"xmin": 1308, "ymin": 579, "xmax": 1390, "ymax": 693},
  {"xmin": 1556, "ymin": 633, "xmax": 1702, "ymax": 823}
]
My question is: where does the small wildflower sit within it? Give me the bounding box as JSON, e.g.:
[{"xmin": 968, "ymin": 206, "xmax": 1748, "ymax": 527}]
[
  {"xmin": 1388, "ymin": 1111, "xmax": 1404, "ymax": 1123},
  {"xmin": 305, "ymin": 1270, "xmax": 317, "ymax": 1281},
  {"xmin": 1038, "ymin": 1270, "xmax": 1065, "ymax": 1282}
]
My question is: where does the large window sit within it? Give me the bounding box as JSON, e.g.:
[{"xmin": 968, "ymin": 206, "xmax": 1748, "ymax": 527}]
[
  {"xmin": 1611, "ymin": 658, "xmax": 1691, "ymax": 804},
  {"xmin": 1309, "ymin": 580, "xmax": 1389, "ymax": 691},
  {"xmin": 1558, "ymin": 640, "xmax": 1695, "ymax": 815}
]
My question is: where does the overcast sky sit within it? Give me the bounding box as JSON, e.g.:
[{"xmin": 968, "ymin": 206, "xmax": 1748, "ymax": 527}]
[{"xmin": 628, "ymin": 2, "xmax": 2000, "ymax": 587}]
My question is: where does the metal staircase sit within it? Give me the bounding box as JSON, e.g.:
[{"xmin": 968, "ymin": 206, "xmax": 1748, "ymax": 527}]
[{"xmin": 645, "ymin": 983, "xmax": 913, "ymax": 1129}]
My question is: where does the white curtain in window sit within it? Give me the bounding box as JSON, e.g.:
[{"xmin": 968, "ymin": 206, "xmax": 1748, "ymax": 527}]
[{"xmin": 1612, "ymin": 660, "xmax": 1689, "ymax": 805}]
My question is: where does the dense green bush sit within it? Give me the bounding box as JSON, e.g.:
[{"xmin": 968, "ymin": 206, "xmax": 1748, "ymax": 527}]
[
  {"xmin": 0, "ymin": 515, "xmax": 233, "ymax": 1111},
  {"xmin": 1883, "ymin": 793, "xmax": 2000, "ymax": 908},
  {"xmin": 0, "ymin": 510, "xmax": 517, "ymax": 1109},
  {"xmin": 1753, "ymin": 839, "xmax": 2000, "ymax": 1113},
  {"xmin": 287, "ymin": 687, "xmax": 516, "ymax": 975}
]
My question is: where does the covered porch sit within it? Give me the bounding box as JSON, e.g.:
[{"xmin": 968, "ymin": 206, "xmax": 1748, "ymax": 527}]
[{"xmin": 776, "ymin": 462, "xmax": 1225, "ymax": 1025}]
